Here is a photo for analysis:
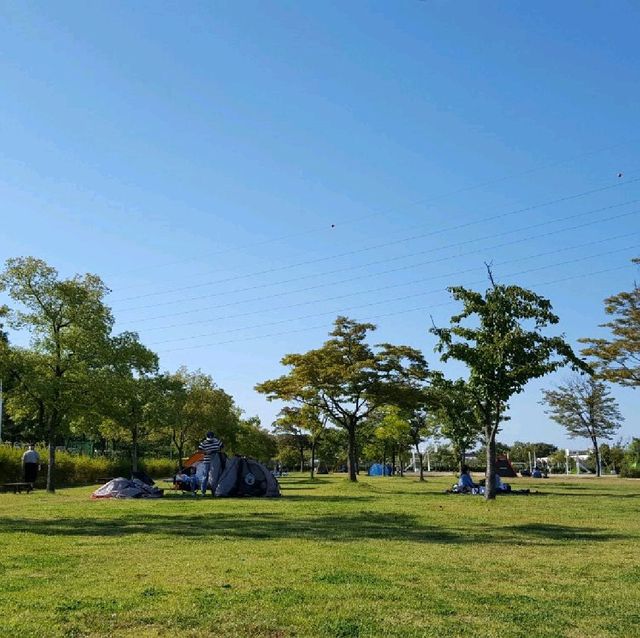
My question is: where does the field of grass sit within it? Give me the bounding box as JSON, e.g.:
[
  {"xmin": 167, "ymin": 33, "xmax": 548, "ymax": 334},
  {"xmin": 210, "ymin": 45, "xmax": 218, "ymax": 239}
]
[{"xmin": 0, "ymin": 473, "xmax": 638, "ymax": 638}]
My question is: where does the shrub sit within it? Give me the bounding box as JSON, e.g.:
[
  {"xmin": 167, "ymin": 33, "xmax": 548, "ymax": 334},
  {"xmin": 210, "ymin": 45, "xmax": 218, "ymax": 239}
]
[{"xmin": 0, "ymin": 444, "xmax": 177, "ymax": 486}]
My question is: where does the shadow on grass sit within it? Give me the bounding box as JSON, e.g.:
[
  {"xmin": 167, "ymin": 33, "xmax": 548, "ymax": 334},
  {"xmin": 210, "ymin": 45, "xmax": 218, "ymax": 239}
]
[{"xmin": 0, "ymin": 511, "xmax": 628, "ymax": 545}]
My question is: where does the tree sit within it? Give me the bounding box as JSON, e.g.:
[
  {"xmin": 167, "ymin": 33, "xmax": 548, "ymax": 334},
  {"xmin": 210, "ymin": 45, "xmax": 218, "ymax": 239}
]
[
  {"xmin": 0, "ymin": 257, "xmax": 113, "ymax": 491},
  {"xmin": 541, "ymin": 376, "xmax": 623, "ymax": 477},
  {"xmin": 256, "ymin": 316, "xmax": 429, "ymax": 482},
  {"xmin": 235, "ymin": 416, "xmax": 277, "ymax": 464},
  {"xmin": 598, "ymin": 442, "xmax": 625, "ymax": 474},
  {"xmin": 428, "ymin": 376, "xmax": 482, "ymax": 473},
  {"xmin": 407, "ymin": 406, "xmax": 434, "ymax": 481},
  {"xmin": 274, "ymin": 407, "xmax": 311, "ymax": 473},
  {"xmin": 432, "ymin": 275, "xmax": 586, "ymax": 499},
  {"xmin": 159, "ymin": 368, "xmax": 240, "ymax": 467},
  {"xmin": 94, "ymin": 331, "xmax": 159, "ymax": 473},
  {"xmin": 581, "ymin": 258, "xmax": 640, "ymax": 387}
]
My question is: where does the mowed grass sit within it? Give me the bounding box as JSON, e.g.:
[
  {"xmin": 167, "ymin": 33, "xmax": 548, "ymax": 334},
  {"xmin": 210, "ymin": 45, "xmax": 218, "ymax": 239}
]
[{"xmin": 0, "ymin": 474, "xmax": 638, "ymax": 638}]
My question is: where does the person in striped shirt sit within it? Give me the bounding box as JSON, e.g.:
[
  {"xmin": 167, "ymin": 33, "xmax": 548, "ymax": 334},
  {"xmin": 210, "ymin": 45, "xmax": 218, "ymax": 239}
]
[{"xmin": 198, "ymin": 431, "xmax": 224, "ymax": 495}]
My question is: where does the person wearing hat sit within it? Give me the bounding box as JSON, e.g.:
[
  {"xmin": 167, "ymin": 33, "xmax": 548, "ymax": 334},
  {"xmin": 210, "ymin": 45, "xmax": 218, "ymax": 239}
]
[
  {"xmin": 22, "ymin": 445, "xmax": 40, "ymax": 485},
  {"xmin": 197, "ymin": 431, "xmax": 224, "ymax": 496}
]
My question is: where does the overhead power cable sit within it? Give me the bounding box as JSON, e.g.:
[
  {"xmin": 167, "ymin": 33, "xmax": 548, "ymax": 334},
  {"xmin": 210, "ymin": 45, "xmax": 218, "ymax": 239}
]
[
  {"xmin": 155, "ymin": 263, "xmax": 635, "ymax": 354},
  {"xmin": 107, "ymin": 140, "xmax": 636, "ymax": 285},
  {"xmin": 115, "ymin": 198, "xmax": 640, "ymax": 313},
  {"xmin": 110, "ymin": 174, "xmax": 640, "ymax": 305},
  {"xmin": 146, "ymin": 243, "xmax": 638, "ymax": 346},
  {"xmin": 119, "ymin": 208, "xmax": 639, "ymax": 326}
]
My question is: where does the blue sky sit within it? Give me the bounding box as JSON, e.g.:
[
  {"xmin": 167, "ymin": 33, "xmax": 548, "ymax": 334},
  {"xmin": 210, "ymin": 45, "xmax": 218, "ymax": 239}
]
[{"xmin": 1, "ymin": 1, "xmax": 639, "ymax": 448}]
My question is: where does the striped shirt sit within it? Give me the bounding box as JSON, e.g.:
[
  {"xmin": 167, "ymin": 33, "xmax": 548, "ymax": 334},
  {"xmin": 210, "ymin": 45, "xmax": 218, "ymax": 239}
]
[{"xmin": 198, "ymin": 437, "xmax": 223, "ymax": 462}]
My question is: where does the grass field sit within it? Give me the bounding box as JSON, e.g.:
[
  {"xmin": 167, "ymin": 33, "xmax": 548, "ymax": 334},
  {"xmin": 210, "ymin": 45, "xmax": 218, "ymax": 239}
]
[{"xmin": 0, "ymin": 474, "xmax": 638, "ymax": 638}]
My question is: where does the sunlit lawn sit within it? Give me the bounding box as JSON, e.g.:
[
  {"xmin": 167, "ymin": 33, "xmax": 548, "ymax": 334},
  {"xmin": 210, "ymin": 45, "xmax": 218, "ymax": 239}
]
[{"xmin": 0, "ymin": 473, "xmax": 638, "ymax": 638}]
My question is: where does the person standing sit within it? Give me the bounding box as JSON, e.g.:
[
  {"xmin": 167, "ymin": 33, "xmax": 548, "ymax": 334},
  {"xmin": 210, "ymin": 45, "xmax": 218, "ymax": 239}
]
[
  {"xmin": 198, "ymin": 431, "xmax": 224, "ymax": 496},
  {"xmin": 22, "ymin": 445, "xmax": 40, "ymax": 485}
]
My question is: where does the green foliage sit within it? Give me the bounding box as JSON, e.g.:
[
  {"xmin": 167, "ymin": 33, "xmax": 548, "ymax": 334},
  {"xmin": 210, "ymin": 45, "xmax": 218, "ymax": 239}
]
[
  {"xmin": 581, "ymin": 258, "xmax": 640, "ymax": 387},
  {"xmin": 432, "ymin": 277, "xmax": 587, "ymax": 498},
  {"xmin": 256, "ymin": 316, "xmax": 429, "ymax": 481},
  {"xmin": 542, "ymin": 376, "xmax": 623, "ymax": 476},
  {"xmin": 620, "ymin": 438, "xmax": 640, "ymax": 478},
  {"xmin": 0, "ymin": 444, "xmax": 174, "ymax": 485}
]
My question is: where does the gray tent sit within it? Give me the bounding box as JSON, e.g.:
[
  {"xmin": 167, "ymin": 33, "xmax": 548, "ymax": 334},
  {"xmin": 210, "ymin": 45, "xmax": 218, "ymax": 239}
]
[{"xmin": 214, "ymin": 456, "xmax": 281, "ymax": 497}]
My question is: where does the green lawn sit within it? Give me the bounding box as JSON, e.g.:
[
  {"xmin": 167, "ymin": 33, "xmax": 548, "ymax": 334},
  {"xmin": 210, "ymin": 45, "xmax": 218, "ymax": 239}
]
[{"xmin": 0, "ymin": 474, "xmax": 638, "ymax": 638}]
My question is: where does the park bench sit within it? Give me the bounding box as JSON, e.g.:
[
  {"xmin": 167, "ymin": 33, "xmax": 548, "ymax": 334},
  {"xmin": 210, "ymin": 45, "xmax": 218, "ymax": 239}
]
[{"xmin": 0, "ymin": 482, "xmax": 34, "ymax": 494}]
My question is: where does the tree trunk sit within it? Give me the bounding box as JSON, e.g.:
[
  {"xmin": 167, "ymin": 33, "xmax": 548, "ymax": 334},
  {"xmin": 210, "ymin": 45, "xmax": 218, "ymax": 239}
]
[
  {"xmin": 299, "ymin": 444, "xmax": 305, "ymax": 473},
  {"xmin": 131, "ymin": 425, "xmax": 139, "ymax": 473},
  {"xmin": 347, "ymin": 425, "xmax": 357, "ymax": 482},
  {"xmin": 416, "ymin": 444, "xmax": 425, "ymax": 481},
  {"xmin": 391, "ymin": 447, "xmax": 396, "ymax": 476},
  {"xmin": 399, "ymin": 450, "xmax": 404, "ymax": 477},
  {"xmin": 47, "ymin": 417, "xmax": 56, "ymax": 493},
  {"xmin": 593, "ymin": 437, "xmax": 601, "ymax": 477},
  {"xmin": 485, "ymin": 427, "xmax": 497, "ymax": 501},
  {"xmin": 310, "ymin": 442, "xmax": 316, "ymax": 480},
  {"xmin": 382, "ymin": 444, "xmax": 387, "ymax": 477},
  {"xmin": 47, "ymin": 429, "xmax": 56, "ymax": 494}
]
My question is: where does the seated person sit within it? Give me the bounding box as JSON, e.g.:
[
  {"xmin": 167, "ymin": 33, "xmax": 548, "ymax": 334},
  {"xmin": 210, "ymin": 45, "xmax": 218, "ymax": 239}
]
[
  {"xmin": 494, "ymin": 473, "xmax": 511, "ymax": 492},
  {"xmin": 532, "ymin": 467, "xmax": 543, "ymax": 479},
  {"xmin": 458, "ymin": 465, "xmax": 478, "ymax": 492}
]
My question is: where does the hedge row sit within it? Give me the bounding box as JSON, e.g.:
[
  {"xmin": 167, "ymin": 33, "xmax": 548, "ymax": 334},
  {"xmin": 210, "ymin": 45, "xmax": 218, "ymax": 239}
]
[{"xmin": 0, "ymin": 445, "xmax": 177, "ymax": 486}]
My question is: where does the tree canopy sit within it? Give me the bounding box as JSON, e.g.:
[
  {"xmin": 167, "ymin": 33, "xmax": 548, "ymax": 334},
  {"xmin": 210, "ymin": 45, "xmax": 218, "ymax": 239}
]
[{"xmin": 432, "ymin": 277, "xmax": 587, "ymax": 498}]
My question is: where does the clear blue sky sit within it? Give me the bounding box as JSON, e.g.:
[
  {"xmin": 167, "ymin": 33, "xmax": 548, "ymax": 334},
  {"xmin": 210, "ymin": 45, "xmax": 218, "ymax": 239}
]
[{"xmin": 1, "ymin": 1, "xmax": 639, "ymax": 449}]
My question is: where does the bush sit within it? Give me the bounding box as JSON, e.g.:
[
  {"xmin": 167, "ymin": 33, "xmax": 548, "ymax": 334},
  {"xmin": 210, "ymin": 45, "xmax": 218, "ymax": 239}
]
[{"xmin": 0, "ymin": 444, "xmax": 177, "ymax": 486}]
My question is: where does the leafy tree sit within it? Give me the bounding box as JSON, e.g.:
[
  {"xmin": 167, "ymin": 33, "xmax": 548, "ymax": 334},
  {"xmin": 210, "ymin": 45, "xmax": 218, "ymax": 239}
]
[
  {"xmin": 598, "ymin": 442, "xmax": 625, "ymax": 474},
  {"xmin": 428, "ymin": 376, "xmax": 482, "ymax": 473},
  {"xmin": 581, "ymin": 258, "xmax": 640, "ymax": 387},
  {"xmin": 256, "ymin": 316, "xmax": 428, "ymax": 482},
  {"xmin": 158, "ymin": 367, "xmax": 240, "ymax": 467},
  {"xmin": 0, "ymin": 257, "xmax": 113, "ymax": 491},
  {"xmin": 235, "ymin": 416, "xmax": 277, "ymax": 463},
  {"xmin": 432, "ymin": 275, "xmax": 586, "ymax": 499},
  {"xmin": 621, "ymin": 438, "xmax": 640, "ymax": 478},
  {"xmin": 508, "ymin": 441, "xmax": 558, "ymax": 468},
  {"xmin": 407, "ymin": 406, "xmax": 435, "ymax": 481},
  {"xmin": 541, "ymin": 376, "xmax": 623, "ymax": 477},
  {"xmin": 274, "ymin": 408, "xmax": 311, "ymax": 473},
  {"xmin": 93, "ymin": 331, "xmax": 159, "ymax": 473}
]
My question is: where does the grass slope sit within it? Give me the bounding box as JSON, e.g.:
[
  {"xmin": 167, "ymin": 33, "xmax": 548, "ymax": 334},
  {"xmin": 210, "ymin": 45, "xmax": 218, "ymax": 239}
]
[{"xmin": 0, "ymin": 474, "xmax": 638, "ymax": 638}]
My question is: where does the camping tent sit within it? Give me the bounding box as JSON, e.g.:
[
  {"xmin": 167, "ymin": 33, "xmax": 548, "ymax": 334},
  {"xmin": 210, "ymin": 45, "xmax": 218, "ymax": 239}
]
[
  {"xmin": 368, "ymin": 463, "xmax": 392, "ymax": 477},
  {"xmin": 214, "ymin": 456, "xmax": 281, "ymax": 497},
  {"xmin": 91, "ymin": 477, "xmax": 163, "ymax": 499},
  {"xmin": 496, "ymin": 455, "xmax": 518, "ymax": 478}
]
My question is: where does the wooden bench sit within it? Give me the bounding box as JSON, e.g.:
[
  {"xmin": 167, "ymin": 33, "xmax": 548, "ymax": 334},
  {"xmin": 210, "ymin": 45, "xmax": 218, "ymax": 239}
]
[{"xmin": 0, "ymin": 482, "xmax": 34, "ymax": 494}]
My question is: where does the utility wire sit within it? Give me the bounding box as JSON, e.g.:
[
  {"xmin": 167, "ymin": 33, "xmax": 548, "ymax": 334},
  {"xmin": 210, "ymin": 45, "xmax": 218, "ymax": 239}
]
[
  {"xmin": 147, "ymin": 243, "xmax": 638, "ymax": 346},
  {"xmin": 119, "ymin": 208, "xmax": 639, "ymax": 326},
  {"xmin": 109, "ymin": 174, "xmax": 640, "ymax": 304},
  {"xmin": 156, "ymin": 263, "xmax": 634, "ymax": 354}
]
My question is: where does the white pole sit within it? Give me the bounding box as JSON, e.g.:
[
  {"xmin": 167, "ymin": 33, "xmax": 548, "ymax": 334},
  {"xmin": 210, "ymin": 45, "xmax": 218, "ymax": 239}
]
[{"xmin": 565, "ymin": 448, "xmax": 569, "ymax": 475}]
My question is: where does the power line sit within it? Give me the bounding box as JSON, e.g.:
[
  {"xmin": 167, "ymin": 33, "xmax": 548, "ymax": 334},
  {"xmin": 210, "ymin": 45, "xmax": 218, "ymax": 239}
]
[
  {"xmin": 106, "ymin": 140, "xmax": 636, "ymax": 285},
  {"xmin": 116, "ymin": 197, "xmax": 640, "ymax": 314},
  {"xmin": 148, "ymin": 244, "xmax": 638, "ymax": 347},
  {"xmin": 109, "ymin": 174, "xmax": 640, "ymax": 305},
  {"xmin": 155, "ymin": 263, "xmax": 635, "ymax": 354},
  {"xmin": 118, "ymin": 208, "xmax": 639, "ymax": 326}
]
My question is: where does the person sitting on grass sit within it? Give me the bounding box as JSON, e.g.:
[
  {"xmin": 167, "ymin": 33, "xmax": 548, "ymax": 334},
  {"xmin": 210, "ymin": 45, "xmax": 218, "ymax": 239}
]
[{"xmin": 458, "ymin": 465, "xmax": 478, "ymax": 492}]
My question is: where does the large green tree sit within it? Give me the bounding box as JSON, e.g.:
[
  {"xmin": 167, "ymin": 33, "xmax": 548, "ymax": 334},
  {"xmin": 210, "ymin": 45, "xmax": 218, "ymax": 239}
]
[
  {"xmin": 581, "ymin": 258, "xmax": 640, "ymax": 387},
  {"xmin": 94, "ymin": 332, "xmax": 159, "ymax": 473},
  {"xmin": 256, "ymin": 316, "xmax": 429, "ymax": 482},
  {"xmin": 432, "ymin": 277, "xmax": 586, "ymax": 499},
  {"xmin": 541, "ymin": 376, "xmax": 623, "ymax": 477},
  {"xmin": 428, "ymin": 376, "xmax": 482, "ymax": 473},
  {"xmin": 0, "ymin": 257, "xmax": 113, "ymax": 491}
]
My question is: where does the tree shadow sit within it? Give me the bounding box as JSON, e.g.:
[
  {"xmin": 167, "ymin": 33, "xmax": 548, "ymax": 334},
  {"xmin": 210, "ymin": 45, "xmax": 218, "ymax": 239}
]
[{"xmin": 0, "ymin": 511, "xmax": 628, "ymax": 545}]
